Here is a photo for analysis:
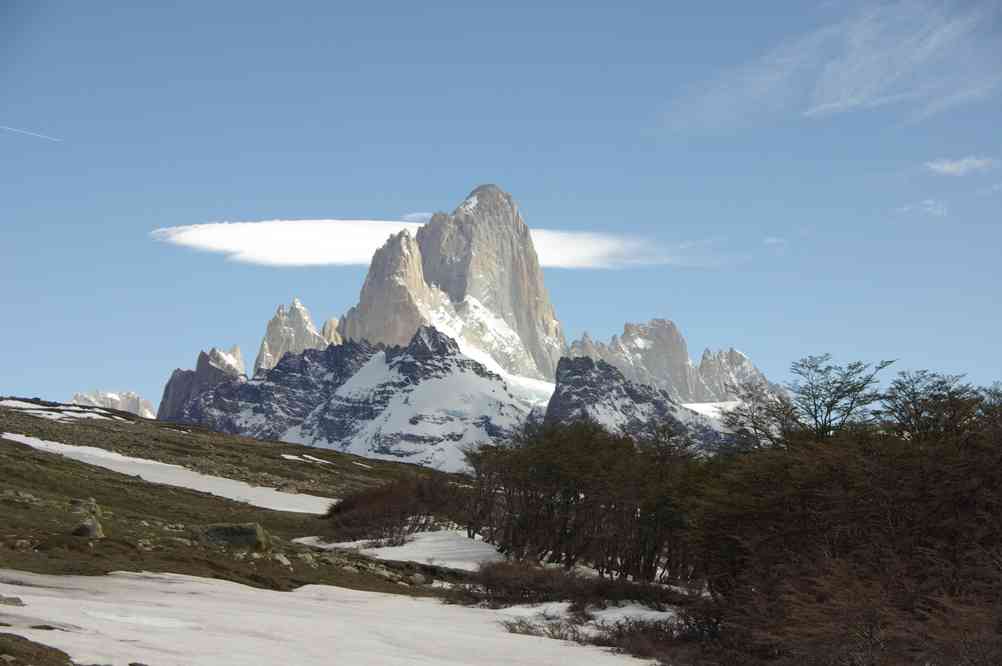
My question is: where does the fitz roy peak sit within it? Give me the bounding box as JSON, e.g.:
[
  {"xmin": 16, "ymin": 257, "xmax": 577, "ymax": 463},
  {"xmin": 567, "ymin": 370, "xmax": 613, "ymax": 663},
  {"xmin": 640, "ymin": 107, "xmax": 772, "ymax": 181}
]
[
  {"xmin": 569, "ymin": 319, "xmax": 769, "ymax": 403},
  {"xmin": 253, "ymin": 298, "xmax": 339, "ymax": 376},
  {"xmin": 173, "ymin": 327, "xmax": 529, "ymax": 472},
  {"xmin": 338, "ymin": 185, "xmax": 565, "ymax": 381}
]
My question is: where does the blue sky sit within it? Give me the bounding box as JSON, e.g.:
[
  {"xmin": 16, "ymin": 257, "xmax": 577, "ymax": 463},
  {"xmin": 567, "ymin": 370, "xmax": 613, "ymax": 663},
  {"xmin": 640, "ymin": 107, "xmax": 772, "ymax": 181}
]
[{"xmin": 2, "ymin": 0, "xmax": 1000, "ymax": 406}]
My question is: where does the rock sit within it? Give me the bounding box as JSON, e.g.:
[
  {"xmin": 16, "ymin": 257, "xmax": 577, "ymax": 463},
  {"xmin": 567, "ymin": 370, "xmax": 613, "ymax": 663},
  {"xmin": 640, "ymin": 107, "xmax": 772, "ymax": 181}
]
[
  {"xmin": 0, "ymin": 655, "xmax": 15, "ymax": 664},
  {"xmin": 71, "ymin": 516, "xmax": 105, "ymax": 539},
  {"xmin": 321, "ymin": 317, "xmax": 342, "ymax": 346},
  {"xmin": 157, "ymin": 346, "xmax": 245, "ymax": 421},
  {"xmin": 545, "ymin": 356, "xmax": 727, "ymax": 449},
  {"xmin": 0, "ymin": 595, "xmax": 25, "ymax": 607},
  {"xmin": 569, "ymin": 319, "xmax": 772, "ymax": 402},
  {"xmin": 339, "ymin": 184, "xmax": 566, "ymax": 380},
  {"xmin": 70, "ymin": 390, "xmax": 156, "ymax": 419},
  {"xmin": 190, "ymin": 523, "xmax": 271, "ymax": 551},
  {"xmin": 177, "ymin": 327, "xmax": 529, "ymax": 472},
  {"xmin": 254, "ymin": 298, "xmax": 331, "ymax": 376},
  {"xmin": 273, "ymin": 553, "xmax": 292, "ymax": 567},
  {"xmin": 409, "ymin": 573, "xmax": 427, "ymax": 586},
  {"xmin": 340, "ymin": 565, "xmax": 360, "ymax": 574},
  {"xmin": 12, "ymin": 539, "xmax": 32, "ymax": 551},
  {"xmin": 276, "ymin": 482, "xmax": 299, "ymax": 494},
  {"xmin": 69, "ymin": 497, "xmax": 102, "ymax": 517}
]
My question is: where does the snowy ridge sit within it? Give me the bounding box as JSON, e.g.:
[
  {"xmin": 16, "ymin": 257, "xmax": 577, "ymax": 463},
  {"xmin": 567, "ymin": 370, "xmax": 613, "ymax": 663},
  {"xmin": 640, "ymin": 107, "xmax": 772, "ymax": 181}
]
[{"xmin": 70, "ymin": 390, "xmax": 156, "ymax": 419}]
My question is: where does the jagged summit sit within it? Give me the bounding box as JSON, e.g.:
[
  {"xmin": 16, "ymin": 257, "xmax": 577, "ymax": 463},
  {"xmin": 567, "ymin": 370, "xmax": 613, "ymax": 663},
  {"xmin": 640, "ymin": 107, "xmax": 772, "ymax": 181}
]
[
  {"xmin": 157, "ymin": 345, "xmax": 246, "ymax": 421},
  {"xmin": 254, "ymin": 297, "xmax": 332, "ymax": 376},
  {"xmin": 71, "ymin": 390, "xmax": 156, "ymax": 419},
  {"xmin": 338, "ymin": 185, "xmax": 565, "ymax": 380},
  {"xmin": 569, "ymin": 319, "xmax": 769, "ymax": 402}
]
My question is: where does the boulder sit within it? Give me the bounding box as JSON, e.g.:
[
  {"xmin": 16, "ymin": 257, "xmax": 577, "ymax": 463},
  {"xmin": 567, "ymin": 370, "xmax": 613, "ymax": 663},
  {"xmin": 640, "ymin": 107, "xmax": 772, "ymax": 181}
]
[
  {"xmin": 191, "ymin": 522, "xmax": 271, "ymax": 551},
  {"xmin": 71, "ymin": 516, "xmax": 105, "ymax": 539}
]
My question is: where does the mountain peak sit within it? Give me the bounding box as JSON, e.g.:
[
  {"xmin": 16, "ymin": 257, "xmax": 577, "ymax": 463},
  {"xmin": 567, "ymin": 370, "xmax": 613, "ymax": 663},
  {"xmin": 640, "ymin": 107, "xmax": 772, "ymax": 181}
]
[
  {"xmin": 405, "ymin": 326, "xmax": 461, "ymax": 358},
  {"xmin": 254, "ymin": 298, "xmax": 330, "ymax": 376}
]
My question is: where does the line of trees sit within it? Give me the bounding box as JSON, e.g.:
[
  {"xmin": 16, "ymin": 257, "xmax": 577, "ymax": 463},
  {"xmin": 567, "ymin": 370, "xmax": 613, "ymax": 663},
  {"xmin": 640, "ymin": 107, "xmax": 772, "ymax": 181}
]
[{"xmin": 460, "ymin": 356, "xmax": 1002, "ymax": 663}]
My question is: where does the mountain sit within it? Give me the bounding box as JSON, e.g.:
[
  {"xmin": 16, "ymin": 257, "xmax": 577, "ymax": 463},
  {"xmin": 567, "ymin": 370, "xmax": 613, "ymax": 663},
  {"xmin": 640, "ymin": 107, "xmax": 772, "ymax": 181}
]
[
  {"xmin": 253, "ymin": 298, "xmax": 332, "ymax": 376},
  {"xmin": 544, "ymin": 356, "xmax": 725, "ymax": 448},
  {"xmin": 175, "ymin": 327, "xmax": 530, "ymax": 471},
  {"xmin": 157, "ymin": 346, "xmax": 246, "ymax": 421},
  {"xmin": 569, "ymin": 319, "xmax": 769, "ymax": 402},
  {"xmin": 70, "ymin": 390, "xmax": 156, "ymax": 419},
  {"xmin": 339, "ymin": 185, "xmax": 565, "ymax": 381}
]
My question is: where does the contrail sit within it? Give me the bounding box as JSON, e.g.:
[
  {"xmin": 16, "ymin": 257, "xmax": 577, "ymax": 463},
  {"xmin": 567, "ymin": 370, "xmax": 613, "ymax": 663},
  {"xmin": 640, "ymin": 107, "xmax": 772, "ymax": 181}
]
[{"xmin": 0, "ymin": 125, "xmax": 62, "ymax": 142}]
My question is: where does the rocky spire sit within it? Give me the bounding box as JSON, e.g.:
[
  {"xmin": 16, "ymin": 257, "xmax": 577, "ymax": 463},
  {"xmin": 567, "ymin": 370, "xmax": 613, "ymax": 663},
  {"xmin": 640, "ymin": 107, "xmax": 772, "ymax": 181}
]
[
  {"xmin": 253, "ymin": 298, "xmax": 330, "ymax": 376},
  {"xmin": 338, "ymin": 185, "xmax": 566, "ymax": 380},
  {"xmin": 70, "ymin": 391, "xmax": 156, "ymax": 419},
  {"xmin": 568, "ymin": 319, "xmax": 769, "ymax": 402},
  {"xmin": 157, "ymin": 345, "xmax": 245, "ymax": 421}
]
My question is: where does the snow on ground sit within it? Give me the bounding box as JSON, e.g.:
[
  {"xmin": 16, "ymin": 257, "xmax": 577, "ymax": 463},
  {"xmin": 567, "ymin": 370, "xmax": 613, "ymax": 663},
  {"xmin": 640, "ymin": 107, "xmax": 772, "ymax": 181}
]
[
  {"xmin": 296, "ymin": 529, "xmax": 505, "ymax": 571},
  {"xmin": 497, "ymin": 601, "xmax": 676, "ymax": 625},
  {"xmin": 682, "ymin": 401, "xmax": 740, "ymax": 420},
  {"xmin": 0, "ymin": 569, "xmax": 646, "ymax": 666},
  {"xmin": 0, "ymin": 400, "xmax": 128, "ymax": 422},
  {"xmin": 1, "ymin": 433, "xmax": 335, "ymax": 515}
]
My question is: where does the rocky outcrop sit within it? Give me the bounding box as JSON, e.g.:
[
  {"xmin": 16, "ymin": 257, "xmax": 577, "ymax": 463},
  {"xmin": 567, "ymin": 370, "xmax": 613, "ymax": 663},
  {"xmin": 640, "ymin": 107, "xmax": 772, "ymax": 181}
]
[
  {"xmin": 544, "ymin": 356, "xmax": 725, "ymax": 448},
  {"xmin": 338, "ymin": 185, "xmax": 566, "ymax": 380},
  {"xmin": 157, "ymin": 346, "xmax": 246, "ymax": 421},
  {"xmin": 321, "ymin": 317, "xmax": 342, "ymax": 345},
  {"xmin": 70, "ymin": 391, "xmax": 156, "ymax": 419},
  {"xmin": 569, "ymin": 319, "xmax": 770, "ymax": 402},
  {"xmin": 177, "ymin": 327, "xmax": 529, "ymax": 472},
  {"xmin": 253, "ymin": 299, "xmax": 331, "ymax": 376}
]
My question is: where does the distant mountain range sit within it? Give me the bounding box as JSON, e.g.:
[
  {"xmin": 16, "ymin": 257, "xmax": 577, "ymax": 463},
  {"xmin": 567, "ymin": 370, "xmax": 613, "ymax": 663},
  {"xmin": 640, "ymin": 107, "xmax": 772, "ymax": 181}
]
[{"xmin": 154, "ymin": 185, "xmax": 770, "ymax": 470}]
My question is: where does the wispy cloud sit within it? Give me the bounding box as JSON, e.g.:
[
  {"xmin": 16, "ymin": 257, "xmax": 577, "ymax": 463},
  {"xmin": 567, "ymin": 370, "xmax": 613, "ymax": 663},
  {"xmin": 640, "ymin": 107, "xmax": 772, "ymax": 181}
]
[
  {"xmin": 925, "ymin": 156, "xmax": 997, "ymax": 176},
  {"xmin": 152, "ymin": 219, "xmax": 691, "ymax": 270},
  {"xmin": 665, "ymin": 1, "xmax": 1002, "ymax": 131},
  {"xmin": 895, "ymin": 199, "xmax": 948, "ymax": 217},
  {"xmin": 0, "ymin": 125, "xmax": 62, "ymax": 142}
]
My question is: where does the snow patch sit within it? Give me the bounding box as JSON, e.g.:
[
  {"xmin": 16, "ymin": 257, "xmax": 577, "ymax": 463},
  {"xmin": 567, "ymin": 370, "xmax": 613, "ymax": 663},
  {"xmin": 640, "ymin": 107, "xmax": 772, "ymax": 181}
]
[{"xmin": 1, "ymin": 433, "xmax": 335, "ymax": 514}]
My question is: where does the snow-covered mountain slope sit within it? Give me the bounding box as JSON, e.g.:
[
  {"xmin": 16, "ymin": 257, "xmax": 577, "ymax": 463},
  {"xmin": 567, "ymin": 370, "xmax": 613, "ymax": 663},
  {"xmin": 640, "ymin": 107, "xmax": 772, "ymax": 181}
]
[
  {"xmin": 70, "ymin": 390, "xmax": 156, "ymax": 419},
  {"xmin": 569, "ymin": 319, "xmax": 770, "ymax": 402},
  {"xmin": 339, "ymin": 185, "xmax": 566, "ymax": 380},
  {"xmin": 177, "ymin": 328, "xmax": 530, "ymax": 472},
  {"xmin": 254, "ymin": 298, "xmax": 334, "ymax": 376},
  {"xmin": 545, "ymin": 356, "xmax": 727, "ymax": 448}
]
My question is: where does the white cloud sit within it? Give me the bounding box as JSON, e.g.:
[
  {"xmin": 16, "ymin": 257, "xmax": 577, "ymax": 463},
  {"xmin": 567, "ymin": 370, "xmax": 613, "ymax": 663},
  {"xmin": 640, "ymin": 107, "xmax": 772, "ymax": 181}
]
[
  {"xmin": 895, "ymin": 199, "xmax": 948, "ymax": 217},
  {"xmin": 925, "ymin": 156, "xmax": 997, "ymax": 176},
  {"xmin": 665, "ymin": 1, "xmax": 1002, "ymax": 131},
  {"xmin": 152, "ymin": 219, "xmax": 679, "ymax": 270},
  {"xmin": 401, "ymin": 212, "xmax": 433, "ymax": 223}
]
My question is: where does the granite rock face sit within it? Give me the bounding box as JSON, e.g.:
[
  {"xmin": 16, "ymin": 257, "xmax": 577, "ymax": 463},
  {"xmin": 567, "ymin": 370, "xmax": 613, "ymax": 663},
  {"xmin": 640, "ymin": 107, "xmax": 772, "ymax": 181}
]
[
  {"xmin": 157, "ymin": 346, "xmax": 246, "ymax": 421},
  {"xmin": 544, "ymin": 356, "xmax": 725, "ymax": 448},
  {"xmin": 253, "ymin": 298, "xmax": 331, "ymax": 376},
  {"xmin": 569, "ymin": 319, "xmax": 770, "ymax": 402},
  {"xmin": 339, "ymin": 185, "xmax": 566, "ymax": 380},
  {"xmin": 70, "ymin": 391, "xmax": 156, "ymax": 419},
  {"xmin": 176, "ymin": 327, "xmax": 529, "ymax": 472}
]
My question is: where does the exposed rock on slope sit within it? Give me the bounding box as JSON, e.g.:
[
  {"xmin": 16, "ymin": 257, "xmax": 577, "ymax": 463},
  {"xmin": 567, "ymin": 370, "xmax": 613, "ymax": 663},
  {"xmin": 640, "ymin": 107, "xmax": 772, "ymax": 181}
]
[
  {"xmin": 253, "ymin": 298, "xmax": 331, "ymax": 376},
  {"xmin": 157, "ymin": 346, "xmax": 246, "ymax": 421},
  {"xmin": 178, "ymin": 327, "xmax": 530, "ymax": 471},
  {"xmin": 70, "ymin": 391, "xmax": 156, "ymax": 419},
  {"xmin": 339, "ymin": 185, "xmax": 566, "ymax": 380},
  {"xmin": 569, "ymin": 319, "xmax": 769, "ymax": 402},
  {"xmin": 544, "ymin": 356, "xmax": 724, "ymax": 447}
]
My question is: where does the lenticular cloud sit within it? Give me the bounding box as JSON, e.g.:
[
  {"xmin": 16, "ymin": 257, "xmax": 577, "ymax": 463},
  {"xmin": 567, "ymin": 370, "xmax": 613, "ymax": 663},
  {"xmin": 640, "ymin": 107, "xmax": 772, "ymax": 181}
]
[{"xmin": 151, "ymin": 219, "xmax": 667, "ymax": 270}]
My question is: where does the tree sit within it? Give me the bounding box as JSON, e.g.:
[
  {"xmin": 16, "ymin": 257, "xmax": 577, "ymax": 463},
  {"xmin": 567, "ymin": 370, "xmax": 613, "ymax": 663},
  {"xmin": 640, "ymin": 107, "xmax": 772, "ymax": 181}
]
[
  {"xmin": 788, "ymin": 354, "xmax": 894, "ymax": 441},
  {"xmin": 879, "ymin": 370, "xmax": 981, "ymax": 442}
]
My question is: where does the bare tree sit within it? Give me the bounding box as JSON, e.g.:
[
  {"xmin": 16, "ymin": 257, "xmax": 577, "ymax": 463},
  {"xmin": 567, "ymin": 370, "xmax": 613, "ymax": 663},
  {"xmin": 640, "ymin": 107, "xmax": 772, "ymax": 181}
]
[
  {"xmin": 723, "ymin": 354, "xmax": 893, "ymax": 447},
  {"xmin": 879, "ymin": 370, "xmax": 981, "ymax": 442},
  {"xmin": 788, "ymin": 354, "xmax": 894, "ymax": 440}
]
